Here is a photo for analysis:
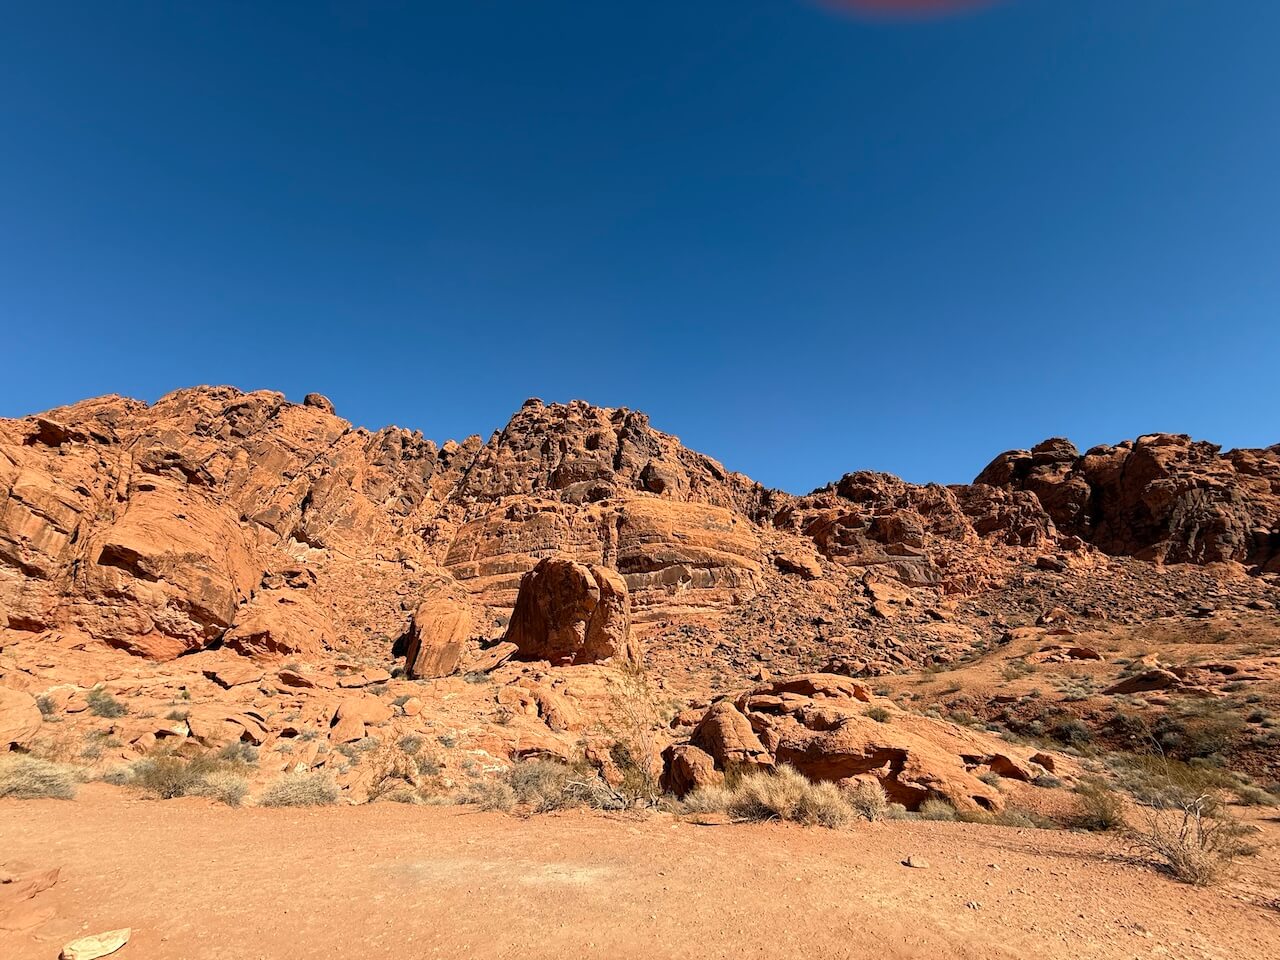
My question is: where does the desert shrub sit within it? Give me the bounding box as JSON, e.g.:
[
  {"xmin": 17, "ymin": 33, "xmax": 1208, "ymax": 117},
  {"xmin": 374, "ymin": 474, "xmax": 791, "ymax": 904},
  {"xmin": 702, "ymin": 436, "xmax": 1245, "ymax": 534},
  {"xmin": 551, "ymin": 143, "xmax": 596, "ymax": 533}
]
[
  {"xmin": 865, "ymin": 706, "xmax": 891, "ymax": 724},
  {"xmin": 1107, "ymin": 754, "xmax": 1233, "ymax": 809},
  {"xmin": 127, "ymin": 748, "xmax": 256, "ymax": 803},
  {"xmin": 978, "ymin": 771, "xmax": 1004, "ymax": 788},
  {"xmin": 1049, "ymin": 719, "xmax": 1092, "ymax": 747},
  {"xmin": 0, "ymin": 755, "xmax": 77, "ymax": 799},
  {"xmin": 1032, "ymin": 774, "xmax": 1064, "ymax": 789},
  {"xmin": 502, "ymin": 758, "xmax": 618, "ymax": 812},
  {"xmin": 1234, "ymin": 784, "xmax": 1279, "ymax": 807},
  {"xmin": 463, "ymin": 671, "xmax": 490, "ymax": 684},
  {"xmin": 679, "ymin": 784, "xmax": 733, "ymax": 815},
  {"xmin": 259, "ymin": 771, "xmax": 340, "ymax": 807},
  {"xmin": 602, "ymin": 661, "xmax": 664, "ymax": 806},
  {"xmin": 1127, "ymin": 794, "xmax": 1258, "ymax": 886},
  {"xmin": 726, "ymin": 765, "xmax": 854, "ymax": 828},
  {"xmin": 844, "ymin": 780, "xmax": 889, "ymax": 822},
  {"xmin": 192, "ymin": 770, "xmax": 250, "ymax": 807},
  {"xmin": 1151, "ymin": 704, "xmax": 1244, "ymax": 761},
  {"xmin": 87, "ymin": 687, "xmax": 127, "ymax": 718},
  {"xmin": 36, "ymin": 695, "xmax": 57, "ymax": 718},
  {"xmin": 165, "ymin": 709, "xmax": 189, "ymax": 721},
  {"xmin": 727, "ymin": 765, "xmax": 810, "ymax": 822},
  {"xmin": 795, "ymin": 781, "xmax": 854, "ymax": 827},
  {"xmin": 217, "ymin": 741, "xmax": 258, "ymax": 765},
  {"xmin": 397, "ymin": 734, "xmax": 423, "ymax": 755},
  {"xmin": 917, "ymin": 797, "xmax": 958, "ymax": 821},
  {"xmin": 365, "ymin": 742, "xmax": 446, "ymax": 803},
  {"xmin": 990, "ymin": 807, "xmax": 1057, "ymax": 829},
  {"xmin": 371, "ymin": 783, "xmax": 427, "ymax": 805},
  {"xmin": 338, "ymin": 736, "xmax": 381, "ymax": 761},
  {"xmin": 456, "ymin": 777, "xmax": 516, "ymax": 812},
  {"xmin": 1073, "ymin": 777, "xmax": 1127, "ymax": 832},
  {"xmin": 130, "ymin": 753, "xmax": 220, "ymax": 799}
]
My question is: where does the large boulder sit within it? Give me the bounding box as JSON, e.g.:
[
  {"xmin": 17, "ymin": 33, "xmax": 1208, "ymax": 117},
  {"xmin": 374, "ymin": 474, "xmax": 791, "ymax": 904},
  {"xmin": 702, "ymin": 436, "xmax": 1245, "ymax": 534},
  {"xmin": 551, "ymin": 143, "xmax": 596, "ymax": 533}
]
[
  {"xmin": 403, "ymin": 595, "xmax": 473, "ymax": 679},
  {"xmin": 503, "ymin": 558, "xmax": 637, "ymax": 665}
]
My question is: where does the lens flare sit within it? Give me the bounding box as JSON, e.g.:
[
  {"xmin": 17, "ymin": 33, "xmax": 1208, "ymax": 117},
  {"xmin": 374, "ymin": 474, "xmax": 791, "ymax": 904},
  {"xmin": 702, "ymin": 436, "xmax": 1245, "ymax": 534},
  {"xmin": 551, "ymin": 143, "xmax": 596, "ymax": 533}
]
[{"xmin": 812, "ymin": 0, "xmax": 1002, "ymax": 18}]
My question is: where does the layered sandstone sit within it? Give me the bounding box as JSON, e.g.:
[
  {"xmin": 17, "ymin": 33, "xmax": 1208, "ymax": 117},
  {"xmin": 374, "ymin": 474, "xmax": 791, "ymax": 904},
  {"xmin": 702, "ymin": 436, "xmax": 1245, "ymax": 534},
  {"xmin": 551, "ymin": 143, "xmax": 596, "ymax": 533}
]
[{"xmin": 1, "ymin": 386, "xmax": 1277, "ymax": 677}]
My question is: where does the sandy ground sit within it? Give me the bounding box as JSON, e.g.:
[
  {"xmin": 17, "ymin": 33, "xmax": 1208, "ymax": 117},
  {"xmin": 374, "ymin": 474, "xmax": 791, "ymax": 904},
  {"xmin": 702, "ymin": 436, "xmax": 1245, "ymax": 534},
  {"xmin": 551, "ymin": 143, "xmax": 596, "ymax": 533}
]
[{"xmin": 3, "ymin": 786, "xmax": 1279, "ymax": 960}]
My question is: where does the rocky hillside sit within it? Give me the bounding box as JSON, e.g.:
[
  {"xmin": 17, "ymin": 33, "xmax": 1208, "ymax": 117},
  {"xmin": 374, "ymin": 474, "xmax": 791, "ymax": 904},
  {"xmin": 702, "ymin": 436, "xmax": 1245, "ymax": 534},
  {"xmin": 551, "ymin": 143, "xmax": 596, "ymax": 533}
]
[
  {"xmin": 3, "ymin": 385, "xmax": 1280, "ymax": 822},
  {"xmin": 1, "ymin": 386, "xmax": 1277, "ymax": 671}
]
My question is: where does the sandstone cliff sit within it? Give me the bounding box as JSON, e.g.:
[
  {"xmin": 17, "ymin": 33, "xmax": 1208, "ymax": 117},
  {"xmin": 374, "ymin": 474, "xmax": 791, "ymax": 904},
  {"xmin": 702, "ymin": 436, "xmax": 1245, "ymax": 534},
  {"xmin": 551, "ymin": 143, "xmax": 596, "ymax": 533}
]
[{"xmin": 1, "ymin": 386, "xmax": 1277, "ymax": 669}]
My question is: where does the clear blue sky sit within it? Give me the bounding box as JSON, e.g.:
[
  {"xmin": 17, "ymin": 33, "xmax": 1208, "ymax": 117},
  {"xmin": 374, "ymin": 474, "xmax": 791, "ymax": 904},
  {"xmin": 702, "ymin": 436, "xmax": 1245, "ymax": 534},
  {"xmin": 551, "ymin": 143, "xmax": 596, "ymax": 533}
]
[{"xmin": 2, "ymin": 1, "xmax": 1277, "ymax": 492}]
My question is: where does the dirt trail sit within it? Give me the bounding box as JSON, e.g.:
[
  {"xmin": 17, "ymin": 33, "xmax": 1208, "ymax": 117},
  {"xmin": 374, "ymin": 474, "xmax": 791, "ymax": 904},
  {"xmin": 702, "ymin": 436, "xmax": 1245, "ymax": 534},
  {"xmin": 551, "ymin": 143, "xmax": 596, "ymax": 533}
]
[{"xmin": 4, "ymin": 785, "xmax": 1278, "ymax": 960}]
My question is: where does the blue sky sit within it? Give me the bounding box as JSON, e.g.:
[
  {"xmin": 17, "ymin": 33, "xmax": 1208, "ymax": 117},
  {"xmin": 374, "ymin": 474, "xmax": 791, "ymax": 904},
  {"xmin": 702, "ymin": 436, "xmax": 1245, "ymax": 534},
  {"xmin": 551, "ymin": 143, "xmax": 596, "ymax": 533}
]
[{"xmin": 1, "ymin": 1, "xmax": 1277, "ymax": 492}]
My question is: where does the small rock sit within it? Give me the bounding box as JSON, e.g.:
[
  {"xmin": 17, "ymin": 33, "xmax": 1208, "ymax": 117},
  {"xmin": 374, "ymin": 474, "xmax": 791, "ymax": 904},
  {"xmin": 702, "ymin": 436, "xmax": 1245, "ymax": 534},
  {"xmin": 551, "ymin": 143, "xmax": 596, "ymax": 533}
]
[
  {"xmin": 61, "ymin": 928, "xmax": 131, "ymax": 960},
  {"xmin": 904, "ymin": 856, "xmax": 930, "ymax": 869}
]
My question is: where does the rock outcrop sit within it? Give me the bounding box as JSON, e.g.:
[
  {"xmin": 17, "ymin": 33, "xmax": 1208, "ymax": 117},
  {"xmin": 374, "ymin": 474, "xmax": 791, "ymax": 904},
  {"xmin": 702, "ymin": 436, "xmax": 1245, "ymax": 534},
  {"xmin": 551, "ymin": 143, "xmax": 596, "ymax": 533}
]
[
  {"xmin": 402, "ymin": 594, "xmax": 474, "ymax": 679},
  {"xmin": 664, "ymin": 674, "xmax": 1061, "ymax": 812},
  {"xmin": 1, "ymin": 386, "xmax": 1276, "ymax": 676},
  {"xmin": 975, "ymin": 435, "xmax": 1280, "ymax": 571},
  {"xmin": 0, "ymin": 687, "xmax": 42, "ymax": 750},
  {"xmin": 503, "ymin": 558, "xmax": 636, "ymax": 665}
]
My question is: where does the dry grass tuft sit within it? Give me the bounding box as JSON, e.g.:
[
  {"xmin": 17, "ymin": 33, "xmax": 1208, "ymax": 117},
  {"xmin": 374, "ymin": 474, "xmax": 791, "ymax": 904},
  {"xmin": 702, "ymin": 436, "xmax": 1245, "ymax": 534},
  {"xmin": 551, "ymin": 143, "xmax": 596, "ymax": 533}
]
[
  {"xmin": 503, "ymin": 758, "xmax": 619, "ymax": 812},
  {"xmin": 192, "ymin": 770, "xmax": 250, "ymax": 807},
  {"xmin": 86, "ymin": 687, "xmax": 127, "ymax": 718},
  {"xmin": 0, "ymin": 755, "xmax": 77, "ymax": 799},
  {"xmin": 259, "ymin": 771, "xmax": 340, "ymax": 807},
  {"xmin": 679, "ymin": 784, "xmax": 734, "ymax": 815},
  {"xmin": 917, "ymin": 796, "xmax": 958, "ymax": 821},
  {"xmin": 457, "ymin": 778, "xmax": 517, "ymax": 812},
  {"xmin": 845, "ymin": 779, "xmax": 889, "ymax": 821},
  {"xmin": 128, "ymin": 750, "xmax": 251, "ymax": 804},
  {"xmin": 725, "ymin": 765, "xmax": 855, "ymax": 828}
]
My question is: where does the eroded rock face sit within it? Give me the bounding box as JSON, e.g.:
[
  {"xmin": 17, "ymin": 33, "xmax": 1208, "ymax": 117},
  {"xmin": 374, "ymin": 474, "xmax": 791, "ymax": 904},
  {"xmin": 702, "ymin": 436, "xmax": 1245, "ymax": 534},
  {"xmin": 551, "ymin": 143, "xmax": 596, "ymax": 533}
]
[
  {"xmin": 402, "ymin": 594, "xmax": 473, "ymax": 679},
  {"xmin": 974, "ymin": 435, "xmax": 1280, "ymax": 570},
  {"xmin": 666, "ymin": 674, "xmax": 1060, "ymax": 811},
  {"xmin": 503, "ymin": 558, "xmax": 636, "ymax": 665},
  {"xmin": 0, "ymin": 687, "xmax": 42, "ymax": 750},
  {"xmin": 1, "ymin": 387, "xmax": 1276, "ymax": 672},
  {"xmin": 223, "ymin": 589, "xmax": 335, "ymax": 661}
]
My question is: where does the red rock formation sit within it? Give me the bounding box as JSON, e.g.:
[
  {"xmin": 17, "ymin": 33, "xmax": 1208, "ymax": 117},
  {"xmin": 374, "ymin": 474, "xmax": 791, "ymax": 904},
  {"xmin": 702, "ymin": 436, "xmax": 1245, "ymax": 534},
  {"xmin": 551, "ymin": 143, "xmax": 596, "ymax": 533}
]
[
  {"xmin": 503, "ymin": 558, "xmax": 635, "ymax": 665},
  {"xmin": 975, "ymin": 435, "xmax": 1280, "ymax": 571},
  {"xmin": 666, "ymin": 674, "xmax": 1060, "ymax": 811},
  {"xmin": 1, "ymin": 387, "xmax": 1276, "ymax": 674}
]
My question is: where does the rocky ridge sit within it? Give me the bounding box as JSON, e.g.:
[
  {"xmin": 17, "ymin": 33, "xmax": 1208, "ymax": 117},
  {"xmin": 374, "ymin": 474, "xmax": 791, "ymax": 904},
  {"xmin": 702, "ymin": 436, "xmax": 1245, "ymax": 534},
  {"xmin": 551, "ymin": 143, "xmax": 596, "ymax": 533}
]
[
  {"xmin": 2, "ymin": 386, "xmax": 1279, "ymax": 808},
  {"xmin": 3, "ymin": 386, "xmax": 1276, "ymax": 670}
]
